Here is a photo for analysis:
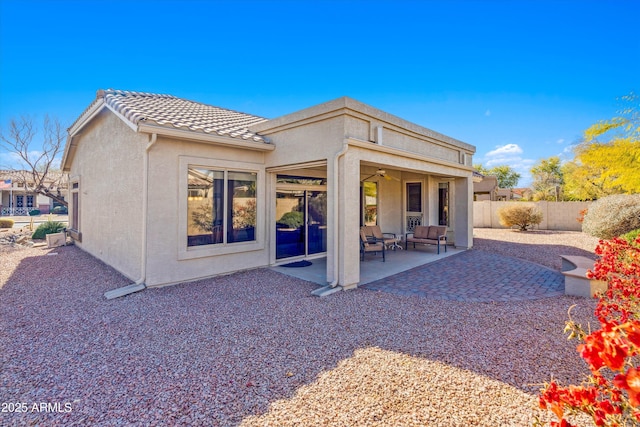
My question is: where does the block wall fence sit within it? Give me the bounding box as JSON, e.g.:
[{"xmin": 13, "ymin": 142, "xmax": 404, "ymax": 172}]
[{"xmin": 473, "ymin": 200, "xmax": 592, "ymax": 231}]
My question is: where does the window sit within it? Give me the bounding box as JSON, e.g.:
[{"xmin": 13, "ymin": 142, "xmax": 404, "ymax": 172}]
[
  {"xmin": 187, "ymin": 167, "xmax": 257, "ymax": 247},
  {"xmin": 406, "ymin": 182, "xmax": 422, "ymax": 212},
  {"xmin": 362, "ymin": 181, "xmax": 377, "ymax": 226},
  {"xmin": 71, "ymin": 192, "xmax": 79, "ymax": 229},
  {"xmin": 70, "ymin": 180, "xmax": 80, "ymax": 230},
  {"xmin": 69, "ymin": 178, "xmax": 81, "ymax": 241},
  {"xmin": 26, "ymin": 195, "xmax": 34, "ymax": 208},
  {"xmin": 438, "ymin": 182, "xmax": 449, "ymax": 226}
]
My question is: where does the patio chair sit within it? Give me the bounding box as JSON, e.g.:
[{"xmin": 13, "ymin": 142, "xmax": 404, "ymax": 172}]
[
  {"xmin": 363, "ymin": 225, "xmax": 400, "ymax": 250},
  {"xmin": 360, "ymin": 227, "xmax": 385, "ymax": 261}
]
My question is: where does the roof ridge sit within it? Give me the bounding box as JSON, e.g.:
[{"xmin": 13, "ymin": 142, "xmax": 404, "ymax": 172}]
[
  {"xmin": 101, "ymin": 89, "xmax": 267, "ymax": 121},
  {"xmin": 79, "ymin": 89, "xmax": 270, "ymax": 143}
]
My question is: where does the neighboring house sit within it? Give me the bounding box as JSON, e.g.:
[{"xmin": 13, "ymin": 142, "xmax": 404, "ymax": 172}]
[
  {"xmin": 511, "ymin": 187, "xmax": 534, "ymax": 200},
  {"xmin": 61, "ymin": 90, "xmax": 476, "ymax": 290},
  {"xmin": 473, "ymin": 174, "xmax": 513, "ymax": 201},
  {"xmin": 0, "ymin": 170, "xmax": 67, "ymax": 215}
]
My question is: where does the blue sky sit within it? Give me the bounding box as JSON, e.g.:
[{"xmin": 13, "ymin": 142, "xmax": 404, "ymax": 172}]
[{"xmin": 1, "ymin": 0, "xmax": 638, "ymax": 185}]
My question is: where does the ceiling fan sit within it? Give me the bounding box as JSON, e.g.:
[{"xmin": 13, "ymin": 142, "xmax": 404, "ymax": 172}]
[{"xmin": 361, "ymin": 168, "xmax": 400, "ymax": 182}]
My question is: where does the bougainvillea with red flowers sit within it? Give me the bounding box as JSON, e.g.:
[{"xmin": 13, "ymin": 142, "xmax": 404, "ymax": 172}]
[{"xmin": 538, "ymin": 236, "xmax": 640, "ymax": 426}]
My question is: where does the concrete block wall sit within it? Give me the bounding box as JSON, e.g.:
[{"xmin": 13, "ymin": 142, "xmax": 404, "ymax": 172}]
[{"xmin": 473, "ymin": 200, "xmax": 592, "ymax": 231}]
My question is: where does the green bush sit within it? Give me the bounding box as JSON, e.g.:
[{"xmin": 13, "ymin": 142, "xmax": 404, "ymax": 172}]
[
  {"xmin": 582, "ymin": 194, "xmax": 640, "ymax": 239},
  {"xmin": 622, "ymin": 228, "xmax": 640, "ymax": 246},
  {"xmin": 32, "ymin": 221, "xmax": 65, "ymax": 240},
  {"xmin": 0, "ymin": 218, "xmax": 15, "ymax": 228},
  {"xmin": 278, "ymin": 211, "xmax": 304, "ymax": 229},
  {"xmin": 497, "ymin": 204, "xmax": 543, "ymax": 231}
]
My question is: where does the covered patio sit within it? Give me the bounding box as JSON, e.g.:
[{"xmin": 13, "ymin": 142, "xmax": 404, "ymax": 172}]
[
  {"xmin": 267, "ymin": 158, "xmax": 472, "ymax": 292},
  {"xmin": 253, "ymin": 97, "xmax": 476, "ymax": 293},
  {"xmin": 272, "ymin": 244, "xmax": 465, "ymax": 286}
]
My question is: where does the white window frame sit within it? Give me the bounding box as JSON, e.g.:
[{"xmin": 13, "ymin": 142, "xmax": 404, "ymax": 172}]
[
  {"xmin": 69, "ymin": 177, "xmax": 81, "ymax": 241},
  {"xmin": 178, "ymin": 156, "xmax": 264, "ymax": 261},
  {"xmin": 403, "ymin": 179, "xmax": 425, "ymax": 233}
]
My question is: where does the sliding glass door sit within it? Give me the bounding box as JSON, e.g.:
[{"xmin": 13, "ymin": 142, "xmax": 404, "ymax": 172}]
[
  {"xmin": 307, "ymin": 191, "xmax": 327, "ymax": 255},
  {"xmin": 276, "ymin": 191, "xmax": 305, "ymax": 259},
  {"xmin": 275, "ymin": 189, "xmax": 327, "ymax": 260}
]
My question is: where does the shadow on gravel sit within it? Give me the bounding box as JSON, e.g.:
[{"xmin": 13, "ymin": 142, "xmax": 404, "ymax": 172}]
[{"xmin": 1, "ymin": 246, "xmax": 597, "ymax": 426}]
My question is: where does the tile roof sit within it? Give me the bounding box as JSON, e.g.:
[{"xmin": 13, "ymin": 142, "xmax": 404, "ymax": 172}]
[{"xmin": 89, "ymin": 89, "xmax": 269, "ymax": 143}]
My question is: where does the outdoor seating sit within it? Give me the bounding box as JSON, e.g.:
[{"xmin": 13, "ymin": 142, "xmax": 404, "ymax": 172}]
[
  {"xmin": 362, "ymin": 225, "xmax": 399, "ymax": 250},
  {"xmin": 360, "ymin": 227, "xmax": 385, "ymax": 261},
  {"xmin": 560, "ymin": 255, "xmax": 607, "ymax": 298},
  {"xmin": 405, "ymin": 225, "xmax": 447, "ymax": 254}
]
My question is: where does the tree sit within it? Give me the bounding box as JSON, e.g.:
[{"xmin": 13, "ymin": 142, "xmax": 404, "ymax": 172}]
[
  {"xmin": 563, "ymin": 92, "xmax": 640, "ymax": 199},
  {"xmin": 473, "ymin": 164, "xmax": 521, "ymax": 188},
  {"xmin": 0, "ymin": 115, "xmax": 68, "ymax": 206},
  {"xmin": 530, "ymin": 156, "xmax": 564, "ymax": 201},
  {"xmin": 561, "ymin": 159, "xmax": 610, "ymax": 201}
]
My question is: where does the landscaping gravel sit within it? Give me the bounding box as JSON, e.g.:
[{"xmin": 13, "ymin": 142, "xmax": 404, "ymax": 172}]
[{"xmin": 0, "ymin": 230, "xmax": 600, "ymax": 426}]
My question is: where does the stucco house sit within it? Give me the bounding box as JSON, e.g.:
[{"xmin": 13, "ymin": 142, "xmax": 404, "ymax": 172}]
[
  {"xmin": 473, "ymin": 174, "xmax": 514, "ymax": 201},
  {"xmin": 61, "ymin": 90, "xmax": 475, "ymax": 294},
  {"xmin": 0, "ymin": 170, "xmax": 67, "ymax": 215}
]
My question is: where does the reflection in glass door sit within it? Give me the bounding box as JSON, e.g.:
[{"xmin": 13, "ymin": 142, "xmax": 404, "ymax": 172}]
[
  {"xmin": 276, "ymin": 191, "xmax": 305, "ymax": 259},
  {"xmin": 276, "ymin": 190, "xmax": 327, "ymax": 259},
  {"xmin": 307, "ymin": 191, "xmax": 327, "ymax": 255}
]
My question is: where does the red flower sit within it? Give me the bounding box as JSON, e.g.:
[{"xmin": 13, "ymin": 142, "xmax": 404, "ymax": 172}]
[{"xmin": 614, "ymin": 367, "xmax": 640, "ymax": 407}]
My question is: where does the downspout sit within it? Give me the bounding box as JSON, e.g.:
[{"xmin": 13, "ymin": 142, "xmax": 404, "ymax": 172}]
[
  {"xmin": 136, "ymin": 133, "xmax": 158, "ymax": 285},
  {"xmin": 103, "ymin": 132, "xmax": 157, "ymax": 300},
  {"xmin": 311, "ymin": 142, "xmax": 348, "ymax": 296}
]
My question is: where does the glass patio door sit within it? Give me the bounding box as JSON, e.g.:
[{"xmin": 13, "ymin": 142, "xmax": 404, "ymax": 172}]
[
  {"xmin": 275, "ymin": 190, "xmax": 326, "ymax": 260},
  {"xmin": 306, "ymin": 191, "xmax": 327, "ymax": 255}
]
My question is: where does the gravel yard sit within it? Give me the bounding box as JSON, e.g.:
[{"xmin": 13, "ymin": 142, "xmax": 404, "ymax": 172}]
[{"xmin": 0, "ymin": 229, "xmax": 600, "ymax": 426}]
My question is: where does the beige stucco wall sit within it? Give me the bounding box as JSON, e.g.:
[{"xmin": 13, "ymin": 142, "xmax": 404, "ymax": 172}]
[
  {"xmin": 68, "ymin": 110, "xmax": 146, "ymax": 281},
  {"xmin": 143, "ymin": 136, "xmax": 269, "ymax": 287},
  {"xmin": 473, "ymin": 200, "xmax": 591, "ymax": 231},
  {"xmin": 262, "ymin": 115, "xmax": 346, "ymax": 167}
]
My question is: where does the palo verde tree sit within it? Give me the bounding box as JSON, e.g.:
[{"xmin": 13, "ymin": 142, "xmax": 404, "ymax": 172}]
[
  {"xmin": 563, "ymin": 92, "xmax": 640, "ymax": 200},
  {"xmin": 0, "ymin": 115, "xmax": 68, "ymax": 206}
]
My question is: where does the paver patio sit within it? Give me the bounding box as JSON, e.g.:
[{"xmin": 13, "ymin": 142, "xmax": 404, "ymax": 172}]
[
  {"xmin": 362, "ymin": 249, "xmax": 564, "ymax": 302},
  {"xmin": 274, "ymin": 247, "xmax": 565, "ymax": 302}
]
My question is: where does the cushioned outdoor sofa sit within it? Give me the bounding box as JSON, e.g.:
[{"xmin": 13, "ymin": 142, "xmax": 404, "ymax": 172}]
[{"xmin": 405, "ymin": 225, "xmax": 447, "ymax": 254}]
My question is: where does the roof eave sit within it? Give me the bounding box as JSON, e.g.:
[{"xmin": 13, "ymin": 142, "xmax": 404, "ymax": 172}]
[
  {"xmin": 62, "ymin": 99, "xmax": 107, "ymax": 172},
  {"xmin": 137, "ymin": 123, "xmax": 275, "ymax": 151}
]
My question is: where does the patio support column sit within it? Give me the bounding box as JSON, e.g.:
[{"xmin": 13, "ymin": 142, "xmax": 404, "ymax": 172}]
[
  {"xmin": 338, "ymin": 150, "xmax": 360, "ymax": 289},
  {"xmin": 454, "ymin": 176, "xmax": 473, "ymax": 249},
  {"xmin": 326, "ymin": 156, "xmax": 337, "ymax": 284}
]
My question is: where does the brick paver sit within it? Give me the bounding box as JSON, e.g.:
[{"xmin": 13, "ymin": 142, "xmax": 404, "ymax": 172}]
[{"xmin": 361, "ymin": 249, "xmax": 565, "ymax": 302}]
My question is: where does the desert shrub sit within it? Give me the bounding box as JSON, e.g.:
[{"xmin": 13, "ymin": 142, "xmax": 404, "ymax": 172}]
[
  {"xmin": 0, "ymin": 218, "xmax": 15, "ymax": 228},
  {"xmin": 32, "ymin": 221, "xmax": 65, "ymax": 240},
  {"xmin": 497, "ymin": 204, "xmax": 543, "ymax": 231},
  {"xmin": 582, "ymin": 194, "xmax": 640, "ymax": 239}
]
